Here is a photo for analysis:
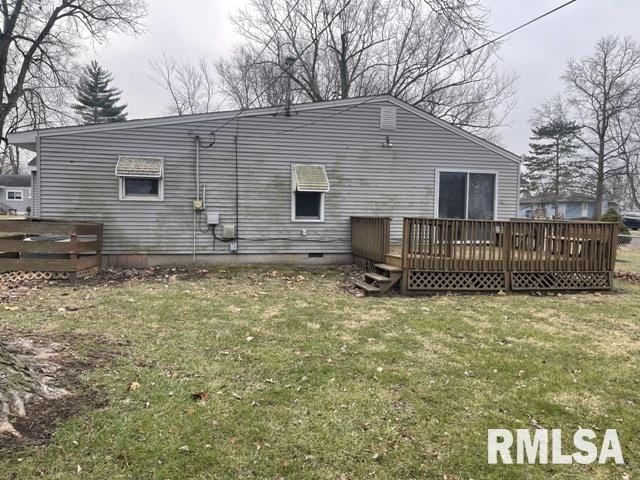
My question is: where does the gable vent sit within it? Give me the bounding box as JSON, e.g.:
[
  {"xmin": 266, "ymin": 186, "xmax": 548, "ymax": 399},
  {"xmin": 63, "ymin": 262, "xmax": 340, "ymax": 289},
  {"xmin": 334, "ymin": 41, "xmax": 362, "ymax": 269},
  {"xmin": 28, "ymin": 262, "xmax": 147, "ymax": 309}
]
[{"xmin": 380, "ymin": 106, "xmax": 397, "ymax": 130}]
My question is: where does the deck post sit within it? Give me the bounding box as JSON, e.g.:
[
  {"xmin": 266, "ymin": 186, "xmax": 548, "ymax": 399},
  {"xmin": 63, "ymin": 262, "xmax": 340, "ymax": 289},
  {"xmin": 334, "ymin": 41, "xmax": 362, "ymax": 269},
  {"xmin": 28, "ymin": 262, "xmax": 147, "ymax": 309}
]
[
  {"xmin": 69, "ymin": 225, "xmax": 78, "ymax": 283},
  {"xmin": 503, "ymin": 221, "xmax": 511, "ymax": 292},
  {"xmin": 400, "ymin": 218, "xmax": 410, "ymax": 294}
]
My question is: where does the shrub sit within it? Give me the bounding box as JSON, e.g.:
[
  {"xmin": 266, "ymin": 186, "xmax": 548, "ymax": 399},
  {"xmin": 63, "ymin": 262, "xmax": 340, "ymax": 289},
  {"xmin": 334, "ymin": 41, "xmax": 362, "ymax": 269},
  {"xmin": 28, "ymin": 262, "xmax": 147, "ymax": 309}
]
[{"xmin": 600, "ymin": 207, "xmax": 630, "ymax": 235}]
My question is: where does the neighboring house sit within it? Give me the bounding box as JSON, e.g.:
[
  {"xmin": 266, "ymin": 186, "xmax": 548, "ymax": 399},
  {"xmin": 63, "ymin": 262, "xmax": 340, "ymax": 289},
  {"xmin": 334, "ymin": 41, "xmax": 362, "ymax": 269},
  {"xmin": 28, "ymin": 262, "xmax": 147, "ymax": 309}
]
[
  {"xmin": 9, "ymin": 95, "xmax": 521, "ymax": 267},
  {"xmin": 518, "ymin": 192, "xmax": 611, "ymax": 219},
  {"xmin": 0, "ymin": 174, "xmax": 31, "ymax": 214}
]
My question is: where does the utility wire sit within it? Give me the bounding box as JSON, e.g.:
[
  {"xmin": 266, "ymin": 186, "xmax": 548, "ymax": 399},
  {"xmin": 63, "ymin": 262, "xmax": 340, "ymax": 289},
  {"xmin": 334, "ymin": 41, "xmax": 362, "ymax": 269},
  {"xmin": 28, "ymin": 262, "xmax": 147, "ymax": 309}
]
[
  {"xmin": 228, "ymin": 0, "xmax": 581, "ymax": 141},
  {"xmin": 202, "ymin": 0, "xmax": 355, "ymax": 138},
  {"xmin": 189, "ymin": 0, "xmax": 302, "ymax": 139},
  {"xmin": 196, "ymin": 0, "xmax": 578, "ymax": 140},
  {"xmin": 431, "ymin": 0, "xmax": 578, "ymax": 73}
]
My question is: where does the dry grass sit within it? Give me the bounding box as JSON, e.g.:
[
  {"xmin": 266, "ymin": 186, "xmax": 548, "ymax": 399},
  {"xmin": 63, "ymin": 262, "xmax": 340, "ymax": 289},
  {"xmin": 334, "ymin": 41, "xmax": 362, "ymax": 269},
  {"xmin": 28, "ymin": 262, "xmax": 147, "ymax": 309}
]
[{"xmin": 0, "ymin": 265, "xmax": 638, "ymax": 479}]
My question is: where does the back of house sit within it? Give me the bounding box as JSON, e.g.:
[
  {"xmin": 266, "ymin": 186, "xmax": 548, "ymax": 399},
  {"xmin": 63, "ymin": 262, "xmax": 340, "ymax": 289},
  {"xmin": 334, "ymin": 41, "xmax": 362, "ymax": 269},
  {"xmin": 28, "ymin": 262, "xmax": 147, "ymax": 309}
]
[{"xmin": 9, "ymin": 95, "xmax": 521, "ymax": 267}]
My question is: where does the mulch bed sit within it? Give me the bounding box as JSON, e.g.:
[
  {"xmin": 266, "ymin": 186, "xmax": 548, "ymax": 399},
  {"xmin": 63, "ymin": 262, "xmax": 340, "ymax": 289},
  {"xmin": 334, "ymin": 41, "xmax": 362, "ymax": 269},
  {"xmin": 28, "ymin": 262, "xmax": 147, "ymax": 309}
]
[{"xmin": 614, "ymin": 271, "xmax": 640, "ymax": 283}]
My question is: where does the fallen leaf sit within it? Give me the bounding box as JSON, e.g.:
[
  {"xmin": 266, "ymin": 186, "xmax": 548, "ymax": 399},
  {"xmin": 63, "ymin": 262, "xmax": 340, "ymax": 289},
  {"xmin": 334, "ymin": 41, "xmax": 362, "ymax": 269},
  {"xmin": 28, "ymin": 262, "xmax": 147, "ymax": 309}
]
[
  {"xmin": 127, "ymin": 381, "xmax": 140, "ymax": 391},
  {"xmin": 191, "ymin": 391, "xmax": 209, "ymax": 401}
]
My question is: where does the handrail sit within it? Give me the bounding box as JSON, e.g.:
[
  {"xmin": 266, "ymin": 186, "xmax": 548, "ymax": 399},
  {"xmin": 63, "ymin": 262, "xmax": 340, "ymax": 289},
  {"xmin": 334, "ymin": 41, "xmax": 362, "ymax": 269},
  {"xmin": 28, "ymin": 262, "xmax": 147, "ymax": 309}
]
[{"xmin": 351, "ymin": 217, "xmax": 391, "ymax": 264}]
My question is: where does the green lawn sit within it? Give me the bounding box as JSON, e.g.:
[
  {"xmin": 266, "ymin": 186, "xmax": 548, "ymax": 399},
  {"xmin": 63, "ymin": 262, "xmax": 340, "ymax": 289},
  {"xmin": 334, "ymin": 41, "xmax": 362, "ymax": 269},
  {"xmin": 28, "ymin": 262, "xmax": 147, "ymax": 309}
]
[
  {"xmin": 617, "ymin": 246, "xmax": 640, "ymax": 273},
  {"xmin": 1, "ymin": 266, "xmax": 639, "ymax": 479}
]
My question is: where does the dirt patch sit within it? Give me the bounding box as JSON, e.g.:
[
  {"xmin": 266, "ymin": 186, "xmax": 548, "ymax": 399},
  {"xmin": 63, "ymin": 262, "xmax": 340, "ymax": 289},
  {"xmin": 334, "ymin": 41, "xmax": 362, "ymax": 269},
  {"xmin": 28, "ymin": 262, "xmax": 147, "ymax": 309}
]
[{"xmin": 0, "ymin": 328, "xmax": 124, "ymax": 451}]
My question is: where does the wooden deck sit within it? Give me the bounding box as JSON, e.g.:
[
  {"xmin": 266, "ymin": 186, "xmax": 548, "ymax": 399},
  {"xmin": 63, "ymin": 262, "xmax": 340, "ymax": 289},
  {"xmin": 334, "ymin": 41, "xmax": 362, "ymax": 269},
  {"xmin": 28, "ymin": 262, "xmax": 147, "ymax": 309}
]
[
  {"xmin": 0, "ymin": 219, "xmax": 103, "ymax": 282},
  {"xmin": 351, "ymin": 217, "xmax": 618, "ymax": 294}
]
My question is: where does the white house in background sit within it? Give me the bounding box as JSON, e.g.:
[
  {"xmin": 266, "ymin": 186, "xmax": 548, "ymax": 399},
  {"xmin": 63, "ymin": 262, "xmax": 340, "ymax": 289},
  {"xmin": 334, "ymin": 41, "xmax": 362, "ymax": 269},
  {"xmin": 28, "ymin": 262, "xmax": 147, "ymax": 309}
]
[
  {"xmin": 0, "ymin": 174, "xmax": 31, "ymax": 214},
  {"xmin": 519, "ymin": 192, "xmax": 613, "ymax": 219}
]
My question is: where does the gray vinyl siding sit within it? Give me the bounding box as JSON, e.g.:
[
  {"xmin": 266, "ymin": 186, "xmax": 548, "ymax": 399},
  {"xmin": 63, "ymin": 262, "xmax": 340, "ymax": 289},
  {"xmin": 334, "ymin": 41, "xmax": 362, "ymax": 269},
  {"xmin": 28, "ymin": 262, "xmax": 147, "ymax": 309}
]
[
  {"xmin": 31, "ymin": 171, "xmax": 39, "ymax": 217},
  {"xmin": 38, "ymin": 99, "xmax": 519, "ymax": 255}
]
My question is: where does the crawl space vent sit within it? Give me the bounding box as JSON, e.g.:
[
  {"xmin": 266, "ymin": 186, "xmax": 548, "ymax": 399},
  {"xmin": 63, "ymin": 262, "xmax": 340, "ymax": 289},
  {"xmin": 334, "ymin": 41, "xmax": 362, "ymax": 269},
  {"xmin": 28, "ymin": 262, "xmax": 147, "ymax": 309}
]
[{"xmin": 379, "ymin": 106, "xmax": 397, "ymax": 130}]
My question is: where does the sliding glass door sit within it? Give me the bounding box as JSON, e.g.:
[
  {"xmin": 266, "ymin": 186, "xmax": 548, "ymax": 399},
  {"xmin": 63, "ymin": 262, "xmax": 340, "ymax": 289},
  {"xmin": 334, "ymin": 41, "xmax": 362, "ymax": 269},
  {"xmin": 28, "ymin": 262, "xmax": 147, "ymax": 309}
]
[{"xmin": 437, "ymin": 171, "xmax": 496, "ymax": 220}]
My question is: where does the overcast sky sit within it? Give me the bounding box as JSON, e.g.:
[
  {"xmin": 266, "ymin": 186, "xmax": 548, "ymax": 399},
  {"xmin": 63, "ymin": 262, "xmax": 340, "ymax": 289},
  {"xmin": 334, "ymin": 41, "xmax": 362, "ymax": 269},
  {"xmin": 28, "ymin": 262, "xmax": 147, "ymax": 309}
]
[{"xmin": 87, "ymin": 0, "xmax": 640, "ymax": 155}]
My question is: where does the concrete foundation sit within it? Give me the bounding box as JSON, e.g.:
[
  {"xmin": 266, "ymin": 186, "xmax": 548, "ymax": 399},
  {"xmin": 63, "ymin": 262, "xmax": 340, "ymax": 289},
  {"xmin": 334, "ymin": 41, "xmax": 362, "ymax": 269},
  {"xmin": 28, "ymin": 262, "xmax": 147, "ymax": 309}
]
[{"xmin": 104, "ymin": 253, "xmax": 354, "ymax": 269}]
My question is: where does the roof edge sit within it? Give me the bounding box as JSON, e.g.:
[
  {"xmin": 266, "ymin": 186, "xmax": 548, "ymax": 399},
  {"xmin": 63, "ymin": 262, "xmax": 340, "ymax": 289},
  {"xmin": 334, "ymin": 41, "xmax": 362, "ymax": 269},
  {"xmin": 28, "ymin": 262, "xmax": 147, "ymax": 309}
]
[
  {"xmin": 7, "ymin": 95, "xmax": 390, "ymax": 141},
  {"xmin": 8, "ymin": 95, "xmax": 522, "ymax": 165}
]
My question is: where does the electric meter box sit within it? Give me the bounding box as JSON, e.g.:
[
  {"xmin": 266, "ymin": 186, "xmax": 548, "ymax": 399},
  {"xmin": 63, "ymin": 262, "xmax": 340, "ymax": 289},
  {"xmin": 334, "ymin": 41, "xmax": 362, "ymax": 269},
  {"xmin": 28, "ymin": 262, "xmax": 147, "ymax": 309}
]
[
  {"xmin": 207, "ymin": 212, "xmax": 220, "ymax": 225},
  {"xmin": 222, "ymin": 224, "xmax": 236, "ymax": 240}
]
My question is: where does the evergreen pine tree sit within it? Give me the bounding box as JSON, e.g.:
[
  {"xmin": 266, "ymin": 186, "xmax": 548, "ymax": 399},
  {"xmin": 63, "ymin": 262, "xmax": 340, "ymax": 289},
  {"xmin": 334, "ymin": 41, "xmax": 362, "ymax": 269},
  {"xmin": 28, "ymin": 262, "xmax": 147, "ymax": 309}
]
[
  {"xmin": 523, "ymin": 118, "xmax": 582, "ymax": 216},
  {"xmin": 73, "ymin": 61, "xmax": 128, "ymax": 124}
]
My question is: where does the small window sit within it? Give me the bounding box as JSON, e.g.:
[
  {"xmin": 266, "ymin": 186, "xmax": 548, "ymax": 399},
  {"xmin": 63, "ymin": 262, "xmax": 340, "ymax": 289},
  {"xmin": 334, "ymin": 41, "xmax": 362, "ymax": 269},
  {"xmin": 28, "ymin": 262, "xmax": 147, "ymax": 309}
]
[
  {"xmin": 295, "ymin": 191, "xmax": 323, "ymax": 219},
  {"xmin": 116, "ymin": 156, "xmax": 164, "ymax": 201},
  {"xmin": 291, "ymin": 164, "xmax": 328, "ymax": 222},
  {"xmin": 6, "ymin": 190, "xmax": 23, "ymax": 201}
]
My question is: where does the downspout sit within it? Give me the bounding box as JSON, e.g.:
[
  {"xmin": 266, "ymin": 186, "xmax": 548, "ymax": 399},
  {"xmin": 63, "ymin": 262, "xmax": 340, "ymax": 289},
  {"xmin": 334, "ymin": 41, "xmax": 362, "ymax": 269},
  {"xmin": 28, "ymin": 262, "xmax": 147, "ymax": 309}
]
[
  {"xmin": 36, "ymin": 134, "xmax": 41, "ymax": 218},
  {"xmin": 193, "ymin": 136, "xmax": 200, "ymax": 263},
  {"xmin": 517, "ymin": 155, "xmax": 522, "ymax": 218},
  {"xmin": 235, "ymin": 120, "xmax": 240, "ymax": 253}
]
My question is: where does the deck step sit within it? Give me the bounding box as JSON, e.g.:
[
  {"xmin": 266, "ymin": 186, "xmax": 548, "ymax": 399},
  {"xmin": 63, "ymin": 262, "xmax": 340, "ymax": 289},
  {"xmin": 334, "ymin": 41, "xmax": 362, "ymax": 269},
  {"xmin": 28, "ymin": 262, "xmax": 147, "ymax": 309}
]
[
  {"xmin": 374, "ymin": 263, "xmax": 403, "ymax": 273},
  {"xmin": 365, "ymin": 272, "xmax": 392, "ymax": 283},
  {"xmin": 354, "ymin": 281, "xmax": 381, "ymax": 294}
]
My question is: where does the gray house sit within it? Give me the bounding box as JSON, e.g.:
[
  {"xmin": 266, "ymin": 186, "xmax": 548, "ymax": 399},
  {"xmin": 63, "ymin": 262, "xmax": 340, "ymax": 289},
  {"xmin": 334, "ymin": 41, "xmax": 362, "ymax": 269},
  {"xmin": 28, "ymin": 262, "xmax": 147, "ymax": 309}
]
[
  {"xmin": 519, "ymin": 192, "xmax": 611, "ymax": 219},
  {"xmin": 0, "ymin": 174, "xmax": 31, "ymax": 214},
  {"xmin": 9, "ymin": 96, "xmax": 521, "ymax": 267}
]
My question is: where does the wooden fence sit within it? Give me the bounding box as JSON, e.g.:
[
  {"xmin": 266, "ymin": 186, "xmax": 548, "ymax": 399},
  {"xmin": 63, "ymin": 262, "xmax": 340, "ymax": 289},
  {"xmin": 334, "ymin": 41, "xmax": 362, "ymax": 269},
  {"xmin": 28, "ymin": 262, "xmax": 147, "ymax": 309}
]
[
  {"xmin": 401, "ymin": 218, "xmax": 618, "ymax": 292},
  {"xmin": 351, "ymin": 216, "xmax": 391, "ymax": 264},
  {"xmin": 0, "ymin": 219, "xmax": 102, "ymax": 282}
]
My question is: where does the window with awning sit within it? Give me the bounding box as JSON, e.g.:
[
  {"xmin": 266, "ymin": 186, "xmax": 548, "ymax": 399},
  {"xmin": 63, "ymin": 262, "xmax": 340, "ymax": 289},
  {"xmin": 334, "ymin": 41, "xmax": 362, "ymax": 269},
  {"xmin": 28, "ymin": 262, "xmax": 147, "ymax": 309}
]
[
  {"xmin": 291, "ymin": 164, "xmax": 329, "ymax": 222},
  {"xmin": 116, "ymin": 156, "xmax": 164, "ymax": 201}
]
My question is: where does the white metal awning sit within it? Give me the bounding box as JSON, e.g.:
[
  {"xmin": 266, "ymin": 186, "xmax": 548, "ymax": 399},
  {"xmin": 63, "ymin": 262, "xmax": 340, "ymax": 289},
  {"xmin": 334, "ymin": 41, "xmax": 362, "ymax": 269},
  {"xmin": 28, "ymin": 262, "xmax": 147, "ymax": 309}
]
[
  {"xmin": 292, "ymin": 164, "xmax": 330, "ymax": 192},
  {"xmin": 115, "ymin": 156, "xmax": 163, "ymax": 178}
]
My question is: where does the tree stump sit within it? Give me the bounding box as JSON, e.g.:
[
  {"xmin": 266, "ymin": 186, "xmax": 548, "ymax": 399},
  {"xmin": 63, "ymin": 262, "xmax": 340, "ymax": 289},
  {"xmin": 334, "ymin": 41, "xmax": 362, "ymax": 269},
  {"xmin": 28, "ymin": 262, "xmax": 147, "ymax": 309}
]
[{"xmin": 0, "ymin": 339, "xmax": 69, "ymax": 438}]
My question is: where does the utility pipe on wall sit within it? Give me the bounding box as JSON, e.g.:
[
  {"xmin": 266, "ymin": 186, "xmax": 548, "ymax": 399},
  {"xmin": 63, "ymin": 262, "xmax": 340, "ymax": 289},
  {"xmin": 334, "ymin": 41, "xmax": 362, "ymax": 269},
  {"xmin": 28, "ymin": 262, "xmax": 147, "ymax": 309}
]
[
  {"xmin": 193, "ymin": 135, "xmax": 201, "ymax": 263},
  {"xmin": 195, "ymin": 135, "xmax": 201, "ymax": 202}
]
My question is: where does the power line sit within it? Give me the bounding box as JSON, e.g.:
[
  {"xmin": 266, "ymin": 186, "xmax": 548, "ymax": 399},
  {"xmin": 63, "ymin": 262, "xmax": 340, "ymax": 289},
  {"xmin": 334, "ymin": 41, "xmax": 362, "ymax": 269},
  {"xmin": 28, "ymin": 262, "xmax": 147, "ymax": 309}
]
[
  {"xmin": 197, "ymin": 0, "xmax": 578, "ymax": 140},
  {"xmin": 242, "ymin": 0, "xmax": 581, "ymax": 139},
  {"xmin": 188, "ymin": 0, "xmax": 303, "ymax": 138},
  {"xmin": 201, "ymin": 0, "xmax": 355, "ymax": 139},
  {"xmin": 430, "ymin": 0, "xmax": 578, "ymax": 73}
]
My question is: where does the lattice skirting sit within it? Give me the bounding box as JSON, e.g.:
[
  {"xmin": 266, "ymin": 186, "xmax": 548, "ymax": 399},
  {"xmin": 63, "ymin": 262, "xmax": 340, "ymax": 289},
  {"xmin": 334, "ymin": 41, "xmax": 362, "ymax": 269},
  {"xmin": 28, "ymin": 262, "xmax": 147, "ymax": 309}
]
[
  {"xmin": 408, "ymin": 271, "xmax": 506, "ymax": 291},
  {"xmin": 0, "ymin": 267, "xmax": 99, "ymax": 284},
  {"xmin": 510, "ymin": 271, "xmax": 611, "ymax": 290}
]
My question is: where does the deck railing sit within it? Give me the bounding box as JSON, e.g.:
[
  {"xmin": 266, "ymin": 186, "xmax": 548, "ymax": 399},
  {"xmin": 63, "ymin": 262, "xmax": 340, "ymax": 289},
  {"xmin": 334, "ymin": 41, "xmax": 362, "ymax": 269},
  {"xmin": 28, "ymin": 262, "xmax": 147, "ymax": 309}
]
[
  {"xmin": 0, "ymin": 219, "xmax": 103, "ymax": 281},
  {"xmin": 401, "ymin": 218, "xmax": 509, "ymax": 272},
  {"xmin": 400, "ymin": 217, "xmax": 618, "ymax": 292},
  {"xmin": 351, "ymin": 216, "xmax": 391, "ymax": 264}
]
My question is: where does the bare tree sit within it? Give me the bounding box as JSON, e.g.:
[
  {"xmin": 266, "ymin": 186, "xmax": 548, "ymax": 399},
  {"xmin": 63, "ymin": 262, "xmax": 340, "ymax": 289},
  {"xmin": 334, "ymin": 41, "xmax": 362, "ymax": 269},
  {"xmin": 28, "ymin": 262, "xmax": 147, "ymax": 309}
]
[
  {"xmin": 0, "ymin": 0, "xmax": 147, "ymax": 174},
  {"xmin": 560, "ymin": 36, "xmax": 640, "ymax": 218},
  {"xmin": 0, "ymin": 0, "xmax": 146, "ymax": 436},
  {"xmin": 149, "ymin": 53, "xmax": 219, "ymax": 115},
  {"xmin": 219, "ymin": 0, "xmax": 516, "ymax": 134},
  {"xmin": 614, "ymin": 108, "xmax": 640, "ymax": 209}
]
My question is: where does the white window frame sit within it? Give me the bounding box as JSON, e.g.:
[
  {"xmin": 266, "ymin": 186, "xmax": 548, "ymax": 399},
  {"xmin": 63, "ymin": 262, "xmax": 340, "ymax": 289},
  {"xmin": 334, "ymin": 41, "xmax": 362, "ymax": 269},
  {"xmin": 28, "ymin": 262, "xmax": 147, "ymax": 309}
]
[
  {"xmin": 119, "ymin": 177, "xmax": 164, "ymax": 202},
  {"xmin": 6, "ymin": 189, "xmax": 23, "ymax": 201},
  {"xmin": 434, "ymin": 169, "xmax": 498, "ymax": 220},
  {"xmin": 291, "ymin": 164, "xmax": 326, "ymax": 223},
  {"xmin": 118, "ymin": 156, "xmax": 164, "ymax": 202}
]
